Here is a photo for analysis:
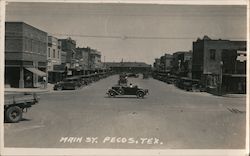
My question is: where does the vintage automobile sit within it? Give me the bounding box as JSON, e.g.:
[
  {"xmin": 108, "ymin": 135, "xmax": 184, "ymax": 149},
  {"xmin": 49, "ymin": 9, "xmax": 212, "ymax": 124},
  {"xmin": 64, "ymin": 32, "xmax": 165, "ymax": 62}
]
[
  {"xmin": 4, "ymin": 92, "xmax": 39, "ymax": 123},
  {"xmin": 54, "ymin": 76, "xmax": 82, "ymax": 90},
  {"xmin": 107, "ymin": 84, "xmax": 148, "ymax": 98},
  {"xmin": 175, "ymin": 77, "xmax": 203, "ymax": 91},
  {"xmin": 166, "ymin": 75, "xmax": 177, "ymax": 84},
  {"xmin": 142, "ymin": 73, "xmax": 149, "ymax": 79},
  {"xmin": 127, "ymin": 73, "xmax": 139, "ymax": 78}
]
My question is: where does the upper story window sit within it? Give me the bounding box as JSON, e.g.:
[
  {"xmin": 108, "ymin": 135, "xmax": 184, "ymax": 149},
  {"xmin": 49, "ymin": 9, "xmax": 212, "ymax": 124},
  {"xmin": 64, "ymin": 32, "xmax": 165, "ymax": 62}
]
[
  {"xmin": 48, "ymin": 48, "xmax": 51, "ymax": 58},
  {"xmin": 53, "ymin": 49, "xmax": 56, "ymax": 58},
  {"xmin": 24, "ymin": 38, "xmax": 28, "ymax": 51},
  {"xmin": 209, "ymin": 49, "xmax": 216, "ymax": 60}
]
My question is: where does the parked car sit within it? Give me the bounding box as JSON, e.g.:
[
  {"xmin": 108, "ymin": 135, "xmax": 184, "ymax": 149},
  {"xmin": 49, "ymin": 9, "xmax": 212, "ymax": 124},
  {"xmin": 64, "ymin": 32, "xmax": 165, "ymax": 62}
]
[
  {"xmin": 79, "ymin": 75, "xmax": 92, "ymax": 85},
  {"xmin": 54, "ymin": 76, "xmax": 82, "ymax": 90},
  {"xmin": 107, "ymin": 84, "xmax": 148, "ymax": 98},
  {"xmin": 127, "ymin": 73, "xmax": 139, "ymax": 78},
  {"xmin": 4, "ymin": 92, "xmax": 39, "ymax": 123},
  {"xmin": 176, "ymin": 77, "xmax": 201, "ymax": 91},
  {"xmin": 143, "ymin": 73, "xmax": 149, "ymax": 79},
  {"xmin": 165, "ymin": 75, "xmax": 177, "ymax": 84}
]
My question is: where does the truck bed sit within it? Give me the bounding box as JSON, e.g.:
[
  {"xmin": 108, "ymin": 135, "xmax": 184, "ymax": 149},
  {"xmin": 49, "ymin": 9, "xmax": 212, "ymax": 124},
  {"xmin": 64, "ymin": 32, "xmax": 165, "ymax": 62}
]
[{"xmin": 4, "ymin": 93, "xmax": 37, "ymax": 106}]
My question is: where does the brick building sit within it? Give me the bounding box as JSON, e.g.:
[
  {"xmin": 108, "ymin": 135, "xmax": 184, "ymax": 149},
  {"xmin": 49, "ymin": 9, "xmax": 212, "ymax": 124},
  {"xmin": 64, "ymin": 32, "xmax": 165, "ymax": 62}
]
[
  {"xmin": 47, "ymin": 36, "xmax": 65, "ymax": 83},
  {"xmin": 192, "ymin": 36, "xmax": 246, "ymax": 94},
  {"xmin": 89, "ymin": 49, "xmax": 102, "ymax": 69},
  {"xmin": 172, "ymin": 51, "xmax": 192, "ymax": 77},
  {"xmin": 160, "ymin": 54, "xmax": 173, "ymax": 72},
  {"xmin": 75, "ymin": 47, "xmax": 90, "ymax": 70},
  {"xmin": 59, "ymin": 37, "xmax": 76, "ymax": 66},
  {"xmin": 153, "ymin": 58, "xmax": 160, "ymax": 71},
  {"xmin": 47, "ymin": 36, "xmax": 61, "ymax": 71},
  {"xmin": 61, "ymin": 50, "xmax": 67, "ymax": 64},
  {"xmin": 5, "ymin": 22, "xmax": 47, "ymax": 88}
]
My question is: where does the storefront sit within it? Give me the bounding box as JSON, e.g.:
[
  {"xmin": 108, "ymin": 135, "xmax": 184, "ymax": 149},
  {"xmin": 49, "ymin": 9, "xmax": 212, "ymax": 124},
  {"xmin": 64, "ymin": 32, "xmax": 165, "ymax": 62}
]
[{"xmin": 222, "ymin": 74, "xmax": 246, "ymax": 94}]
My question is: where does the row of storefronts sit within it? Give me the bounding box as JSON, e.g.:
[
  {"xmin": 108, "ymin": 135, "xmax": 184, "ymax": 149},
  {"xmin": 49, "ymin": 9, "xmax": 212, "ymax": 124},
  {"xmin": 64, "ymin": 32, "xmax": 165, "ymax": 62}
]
[
  {"xmin": 153, "ymin": 36, "xmax": 247, "ymax": 95},
  {"xmin": 5, "ymin": 22, "xmax": 105, "ymax": 88}
]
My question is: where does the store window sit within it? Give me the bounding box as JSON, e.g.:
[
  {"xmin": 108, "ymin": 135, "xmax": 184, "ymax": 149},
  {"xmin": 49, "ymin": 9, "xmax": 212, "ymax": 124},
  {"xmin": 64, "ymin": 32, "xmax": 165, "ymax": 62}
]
[{"xmin": 210, "ymin": 49, "xmax": 216, "ymax": 60}]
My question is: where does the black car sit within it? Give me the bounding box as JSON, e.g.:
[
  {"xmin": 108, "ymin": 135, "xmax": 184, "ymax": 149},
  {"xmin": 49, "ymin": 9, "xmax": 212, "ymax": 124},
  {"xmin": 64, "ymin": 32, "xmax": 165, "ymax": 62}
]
[
  {"xmin": 166, "ymin": 75, "xmax": 177, "ymax": 84},
  {"xmin": 107, "ymin": 84, "xmax": 148, "ymax": 98},
  {"xmin": 176, "ymin": 77, "xmax": 201, "ymax": 91},
  {"xmin": 54, "ymin": 76, "xmax": 82, "ymax": 90},
  {"xmin": 142, "ymin": 73, "xmax": 149, "ymax": 79},
  {"xmin": 127, "ymin": 73, "xmax": 139, "ymax": 78}
]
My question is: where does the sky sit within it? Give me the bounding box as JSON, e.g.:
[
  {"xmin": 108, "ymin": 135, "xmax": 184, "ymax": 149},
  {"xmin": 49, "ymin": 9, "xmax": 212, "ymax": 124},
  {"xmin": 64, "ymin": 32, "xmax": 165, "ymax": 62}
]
[{"xmin": 5, "ymin": 2, "xmax": 247, "ymax": 65}]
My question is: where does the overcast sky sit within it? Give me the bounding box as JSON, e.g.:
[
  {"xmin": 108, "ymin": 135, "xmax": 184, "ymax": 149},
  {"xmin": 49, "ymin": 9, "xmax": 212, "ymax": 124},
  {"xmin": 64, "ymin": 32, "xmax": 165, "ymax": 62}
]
[{"xmin": 6, "ymin": 2, "xmax": 247, "ymax": 64}]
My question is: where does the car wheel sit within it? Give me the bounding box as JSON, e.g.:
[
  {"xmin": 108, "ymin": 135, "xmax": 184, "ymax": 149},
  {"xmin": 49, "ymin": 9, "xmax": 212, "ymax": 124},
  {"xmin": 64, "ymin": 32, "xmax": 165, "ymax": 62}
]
[
  {"xmin": 137, "ymin": 91, "xmax": 144, "ymax": 98},
  {"xmin": 117, "ymin": 88, "xmax": 124, "ymax": 95},
  {"xmin": 5, "ymin": 106, "xmax": 22, "ymax": 123},
  {"xmin": 108, "ymin": 91, "xmax": 116, "ymax": 97},
  {"xmin": 74, "ymin": 85, "xmax": 79, "ymax": 90},
  {"xmin": 56, "ymin": 86, "xmax": 62, "ymax": 91}
]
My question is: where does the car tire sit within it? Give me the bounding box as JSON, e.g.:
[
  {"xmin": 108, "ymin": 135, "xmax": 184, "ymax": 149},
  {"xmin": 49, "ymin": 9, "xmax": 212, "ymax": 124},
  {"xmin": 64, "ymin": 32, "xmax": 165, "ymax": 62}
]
[
  {"xmin": 56, "ymin": 86, "xmax": 62, "ymax": 91},
  {"xmin": 108, "ymin": 90, "xmax": 116, "ymax": 97},
  {"xmin": 137, "ymin": 91, "xmax": 144, "ymax": 98},
  {"xmin": 117, "ymin": 88, "xmax": 124, "ymax": 95},
  {"xmin": 74, "ymin": 86, "xmax": 79, "ymax": 90},
  {"xmin": 5, "ymin": 106, "xmax": 22, "ymax": 123}
]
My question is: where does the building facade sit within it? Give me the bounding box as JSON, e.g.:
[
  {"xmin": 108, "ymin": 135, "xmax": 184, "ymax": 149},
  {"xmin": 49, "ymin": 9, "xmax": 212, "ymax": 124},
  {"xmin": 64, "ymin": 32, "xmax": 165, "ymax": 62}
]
[
  {"xmin": 89, "ymin": 49, "xmax": 102, "ymax": 69},
  {"xmin": 75, "ymin": 47, "xmax": 90, "ymax": 70},
  {"xmin": 105, "ymin": 62, "xmax": 151, "ymax": 73},
  {"xmin": 59, "ymin": 37, "xmax": 76, "ymax": 66},
  {"xmin": 159, "ymin": 54, "xmax": 173, "ymax": 72},
  {"xmin": 172, "ymin": 51, "xmax": 192, "ymax": 77},
  {"xmin": 47, "ymin": 36, "xmax": 65, "ymax": 83},
  {"xmin": 192, "ymin": 36, "xmax": 246, "ymax": 94},
  {"xmin": 153, "ymin": 58, "xmax": 161, "ymax": 71},
  {"xmin": 60, "ymin": 50, "xmax": 67, "ymax": 64},
  {"xmin": 5, "ymin": 22, "xmax": 47, "ymax": 88},
  {"xmin": 47, "ymin": 36, "xmax": 61, "ymax": 71}
]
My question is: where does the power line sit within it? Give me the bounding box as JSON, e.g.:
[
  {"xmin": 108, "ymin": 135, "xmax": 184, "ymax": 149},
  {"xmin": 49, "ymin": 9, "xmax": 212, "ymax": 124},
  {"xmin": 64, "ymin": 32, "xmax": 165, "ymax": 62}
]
[{"xmin": 51, "ymin": 33, "xmax": 245, "ymax": 40}]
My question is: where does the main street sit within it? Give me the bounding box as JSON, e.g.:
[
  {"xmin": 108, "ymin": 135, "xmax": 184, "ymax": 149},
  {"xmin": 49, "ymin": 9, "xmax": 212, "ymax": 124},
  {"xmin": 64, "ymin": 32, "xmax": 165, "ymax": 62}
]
[{"xmin": 4, "ymin": 75, "xmax": 246, "ymax": 149}]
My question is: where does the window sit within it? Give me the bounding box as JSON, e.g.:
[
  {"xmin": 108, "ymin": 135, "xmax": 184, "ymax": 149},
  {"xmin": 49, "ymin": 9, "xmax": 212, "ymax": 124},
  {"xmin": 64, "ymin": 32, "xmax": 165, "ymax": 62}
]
[
  {"xmin": 24, "ymin": 38, "xmax": 28, "ymax": 51},
  {"xmin": 30, "ymin": 39, "xmax": 33, "ymax": 51},
  {"xmin": 48, "ymin": 48, "xmax": 51, "ymax": 57},
  {"xmin": 53, "ymin": 49, "xmax": 56, "ymax": 58},
  {"xmin": 31, "ymin": 40, "xmax": 35, "ymax": 52},
  {"xmin": 210, "ymin": 49, "xmax": 216, "ymax": 60},
  {"xmin": 58, "ymin": 51, "xmax": 60, "ymax": 58}
]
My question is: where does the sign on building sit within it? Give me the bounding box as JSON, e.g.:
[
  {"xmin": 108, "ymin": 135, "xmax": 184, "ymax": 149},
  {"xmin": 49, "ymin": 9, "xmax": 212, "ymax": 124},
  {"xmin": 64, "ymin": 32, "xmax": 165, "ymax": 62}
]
[{"xmin": 237, "ymin": 51, "xmax": 247, "ymax": 62}]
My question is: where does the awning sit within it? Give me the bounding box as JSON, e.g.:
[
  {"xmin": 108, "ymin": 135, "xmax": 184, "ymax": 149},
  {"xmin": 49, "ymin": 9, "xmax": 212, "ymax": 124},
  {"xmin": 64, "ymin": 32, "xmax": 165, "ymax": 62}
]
[{"xmin": 25, "ymin": 68, "xmax": 47, "ymax": 77}]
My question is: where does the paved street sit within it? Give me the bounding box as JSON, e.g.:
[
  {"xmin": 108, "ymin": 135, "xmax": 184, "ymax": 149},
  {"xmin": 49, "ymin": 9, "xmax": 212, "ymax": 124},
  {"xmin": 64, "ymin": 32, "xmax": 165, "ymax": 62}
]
[{"xmin": 4, "ymin": 75, "xmax": 246, "ymax": 149}]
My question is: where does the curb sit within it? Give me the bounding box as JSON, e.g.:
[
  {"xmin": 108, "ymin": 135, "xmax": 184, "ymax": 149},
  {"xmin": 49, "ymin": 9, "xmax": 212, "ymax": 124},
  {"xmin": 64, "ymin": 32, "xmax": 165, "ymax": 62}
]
[
  {"xmin": 5, "ymin": 88, "xmax": 50, "ymax": 93},
  {"xmin": 222, "ymin": 94, "xmax": 246, "ymax": 98}
]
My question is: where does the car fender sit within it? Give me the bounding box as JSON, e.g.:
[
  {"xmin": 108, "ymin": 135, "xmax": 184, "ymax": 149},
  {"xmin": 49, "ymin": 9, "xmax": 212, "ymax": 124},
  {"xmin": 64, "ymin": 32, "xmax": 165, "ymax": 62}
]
[
  {"xmin": 136, "ymin": 90, "xmax": 145, "ymax": 95},
  {"xmin": 108, "ymin": 89, "xmax": 120, "ymax": 95}
]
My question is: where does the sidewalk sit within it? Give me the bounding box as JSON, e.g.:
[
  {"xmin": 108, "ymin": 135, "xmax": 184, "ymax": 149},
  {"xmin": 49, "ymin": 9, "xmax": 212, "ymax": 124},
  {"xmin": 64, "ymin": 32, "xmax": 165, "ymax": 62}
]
[
  {"xmin": 4, "ymin": 83, "xmax": 55, "ymax": 93},
  {"xmin": 222, "ymin": 94, "xmax": 246, "ymax": 98}
]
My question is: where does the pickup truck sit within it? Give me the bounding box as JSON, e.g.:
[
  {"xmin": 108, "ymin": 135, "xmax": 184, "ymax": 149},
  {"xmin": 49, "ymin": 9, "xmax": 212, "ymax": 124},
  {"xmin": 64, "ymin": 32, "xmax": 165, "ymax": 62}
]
[{"xmin": 4, "ymin": 92, "xmax": 39, "ymax": 123}]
